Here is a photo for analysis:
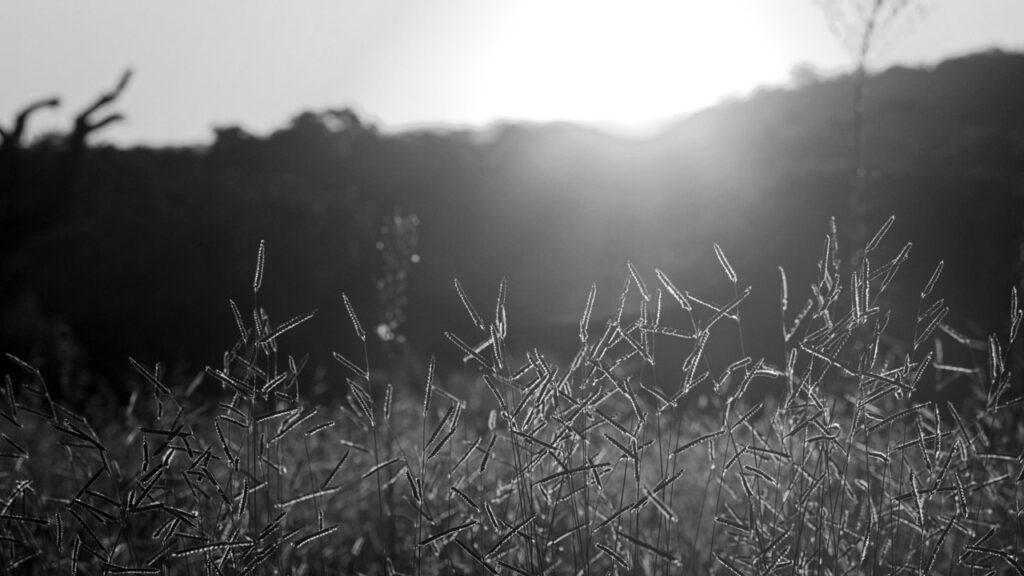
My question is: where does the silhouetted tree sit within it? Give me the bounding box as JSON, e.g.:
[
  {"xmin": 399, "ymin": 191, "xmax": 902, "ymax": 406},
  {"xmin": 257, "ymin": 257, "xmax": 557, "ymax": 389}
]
[
  {"xmin": 0, "ymin": 69, "xmax": 132, "ymax": 289},
  {"xmin": 0, "ymin": 96, "xmax": 61, "ymax": 193},
  {"xmin": 817, "ymin": 0, "xmax": 924, "ymax": 261},
  {"xmin": 58, "ymin": 69, "xmax": 133, "ymax": 198}
]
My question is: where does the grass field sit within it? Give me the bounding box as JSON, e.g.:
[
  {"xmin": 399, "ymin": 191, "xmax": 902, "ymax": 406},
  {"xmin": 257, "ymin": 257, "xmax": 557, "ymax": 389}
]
[{"xmin": 1, "ymin": 218, "xmax": 1023, "ymax": 575}]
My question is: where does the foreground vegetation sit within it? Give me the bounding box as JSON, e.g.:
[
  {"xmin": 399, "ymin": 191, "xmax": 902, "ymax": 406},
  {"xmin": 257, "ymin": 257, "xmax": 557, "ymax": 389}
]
[{"xmin": 1, "ymin": 218, "xmax": 1022, "ymax": 575}]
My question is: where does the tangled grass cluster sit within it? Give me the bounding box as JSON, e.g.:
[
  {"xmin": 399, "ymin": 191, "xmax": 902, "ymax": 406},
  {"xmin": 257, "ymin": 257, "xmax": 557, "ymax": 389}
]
[{"xmin": 1, "ymin": 218, "xmax": 1022, "ymax": 575}]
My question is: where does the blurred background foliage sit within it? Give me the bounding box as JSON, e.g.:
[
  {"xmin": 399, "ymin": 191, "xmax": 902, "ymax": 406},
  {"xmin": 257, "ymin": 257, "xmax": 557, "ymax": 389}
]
[{"xmin": 1, "ymin": 50, "xmax": 1021, "ymax": 403}]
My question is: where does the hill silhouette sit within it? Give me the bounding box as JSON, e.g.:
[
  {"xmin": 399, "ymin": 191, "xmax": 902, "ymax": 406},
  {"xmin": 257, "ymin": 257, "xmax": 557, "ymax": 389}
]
[{"xmin": 1, "ymin": 50, "xmax": 1022, "ymax": 401}]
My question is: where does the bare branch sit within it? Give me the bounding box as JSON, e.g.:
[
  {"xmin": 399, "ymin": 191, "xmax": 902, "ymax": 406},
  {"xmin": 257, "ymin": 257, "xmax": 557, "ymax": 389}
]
[
  {"xmin": 73, "ymin": 68, "xmax": 133, "ymax": 140},
  {"xmin": 0, "ymin": 97, "xmax": 60, "ymax": 149},
  {"xmin": 88, "ymin": 114, "xmax": 125, "ymax": 133}
]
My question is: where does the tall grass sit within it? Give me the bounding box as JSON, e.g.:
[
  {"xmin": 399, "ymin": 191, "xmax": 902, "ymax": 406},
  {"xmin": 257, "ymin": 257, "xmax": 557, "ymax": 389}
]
[{"xmin": 1, "ymin": 217, "xmax": 1022, "ymax": 575}]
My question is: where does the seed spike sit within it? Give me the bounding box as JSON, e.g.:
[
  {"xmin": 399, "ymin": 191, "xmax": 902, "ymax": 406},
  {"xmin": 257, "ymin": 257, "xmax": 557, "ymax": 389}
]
[
  {"xmin": 713, "ymin": 242, "xmax": 737, "ymax": 283},
  {"xmin": 655, "ymin": 268, "xmax": 691, "ymax": 311},
  {"xmin": 922, "ymin": 260, "xmax": 944, "ymax": 299},
  {"xmin": 261, "ymin": 310, "xmax": 316, "ymax": 345},
  {"xmin": 778, "ymin": 266, "xmax": 788, "ymax": 314},
  {"xmin": 495, "ymin": 277, "xmax": 508, "ymax": 335},
  {"xmin": 866, "ymin": 215, "xmax": 895, "ymax": 252},
  {"xmin": 228, "ymin": 299, "xmax": 247, "ymax": 343},
  {"xmin": 341, "ymin": 293, "xmax": 365, "ymax": 341},
  {"xmin": 454, "ymin": 278, "xmax": 486, "ymax": 329},
  {"xmin": 627, "ymin": 260, "xmax": 650, "ymax": 301},
  {"xmin": 423, "ymin": 356, "xmax": 435, "ymax": 417},
  {"xmin": 253, "ymin": 239, "xmax": 265, "ymax": 293},
  {"xmin": 580, "ymin": 283, "xmax": 597, "ymax": 343}
]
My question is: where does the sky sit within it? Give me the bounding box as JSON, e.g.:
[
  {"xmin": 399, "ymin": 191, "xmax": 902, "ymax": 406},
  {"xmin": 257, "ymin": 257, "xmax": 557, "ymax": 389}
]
[{"xmin": 1, "ymin": 0, "xmax": 1022, "ymax": 147}]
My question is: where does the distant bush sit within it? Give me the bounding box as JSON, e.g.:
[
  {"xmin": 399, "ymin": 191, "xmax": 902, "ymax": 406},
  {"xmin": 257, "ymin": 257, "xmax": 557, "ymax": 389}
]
[{"xmin": 1, "ymin": 217, "xmax": 1022, "ymax": 575}]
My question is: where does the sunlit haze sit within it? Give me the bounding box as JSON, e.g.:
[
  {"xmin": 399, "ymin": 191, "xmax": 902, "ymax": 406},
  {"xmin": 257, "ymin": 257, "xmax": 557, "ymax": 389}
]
[{"xmin": 1, "ymin": 0, "xmax": 1022, "ymax": 145}]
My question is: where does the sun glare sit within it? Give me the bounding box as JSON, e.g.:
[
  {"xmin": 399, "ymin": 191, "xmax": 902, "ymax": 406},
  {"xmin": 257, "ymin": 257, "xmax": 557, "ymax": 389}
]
[{"xmin": 476, "ymin": 1, "xmax": 789, "ymax": 128}]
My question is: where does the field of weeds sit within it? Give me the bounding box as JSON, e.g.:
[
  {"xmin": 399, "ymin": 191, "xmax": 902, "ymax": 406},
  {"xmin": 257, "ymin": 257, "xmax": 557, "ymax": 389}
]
[{"xmin": 1, "ymin": 218, "xmax": 1023, "ymax": 575}]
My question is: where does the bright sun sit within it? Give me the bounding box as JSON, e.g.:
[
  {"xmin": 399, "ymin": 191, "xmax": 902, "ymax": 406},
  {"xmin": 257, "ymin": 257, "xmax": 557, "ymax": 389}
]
[{"xmin": 474, "ymin": 1, "xmax": 788, "ymax": 128}]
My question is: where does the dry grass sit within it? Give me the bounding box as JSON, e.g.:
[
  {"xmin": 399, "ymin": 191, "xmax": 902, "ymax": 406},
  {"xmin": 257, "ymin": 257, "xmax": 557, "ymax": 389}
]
[{"xmin": 1, "ymin": 217, "xmax": 1022, "ymax": 575}]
